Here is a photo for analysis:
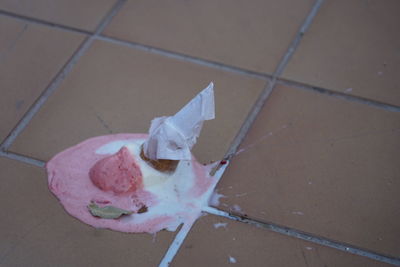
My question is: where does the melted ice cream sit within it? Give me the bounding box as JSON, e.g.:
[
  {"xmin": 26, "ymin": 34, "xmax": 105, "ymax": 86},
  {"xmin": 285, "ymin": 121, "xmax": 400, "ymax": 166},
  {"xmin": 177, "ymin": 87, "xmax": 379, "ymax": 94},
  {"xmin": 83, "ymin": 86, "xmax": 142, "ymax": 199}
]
[{"xmin": 47, "ymin": 134, "xmax": 217, "ymax": 233}]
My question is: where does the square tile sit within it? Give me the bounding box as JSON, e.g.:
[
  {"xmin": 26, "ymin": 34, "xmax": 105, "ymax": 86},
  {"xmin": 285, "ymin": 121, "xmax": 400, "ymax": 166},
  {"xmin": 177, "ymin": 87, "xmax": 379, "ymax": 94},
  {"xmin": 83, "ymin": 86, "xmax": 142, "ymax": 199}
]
[
  {"xmin": 0, "ymin": 0, "xmax": 117, "ymax": 31},
  {"xmin": 0, "ymin": 16, "xmax": 84, "ymax": 143},
  {"xmin": 9, "ymin": 40, "xmax": 266, "ymax": 163},
  {"xmin": 172, "ymin": 214, "xmax": 388, "ymax": 266},
  {"xmin": 215, "ymin": 83, "xmax": 400, "ymax": 256},
  {"xmin": 0, "ymin": 157, "xmax": 175, "ymax": 266},
  {"xmin": 104, "ymin": 0, "xmax": 315, "ymax": 74},
  {"xmin": 283, "ymin": 0, "xmax": 400, "ymax": 106}
]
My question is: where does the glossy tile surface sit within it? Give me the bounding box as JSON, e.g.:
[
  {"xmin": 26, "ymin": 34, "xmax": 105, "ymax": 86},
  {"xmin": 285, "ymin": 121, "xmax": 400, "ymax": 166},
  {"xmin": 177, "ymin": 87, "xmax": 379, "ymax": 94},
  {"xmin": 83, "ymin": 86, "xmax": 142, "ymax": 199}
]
[
  {"xmin": 0, "ymin": 0, "xmax": 117, "ymax": 31},
  {"xmin": 283, "ymin": 0, "xmax": 400, "ymax": 106},
  {"xmin": 104, "ymin": 0, "xmax": 314, "ymax": 74},
  {"xmin": 0, "ymin": 16, "xmax": 84, "ymax": 143},
  {"xmin": 172, "ymin": 214, "xmax": 390, "ymax": 267},
  {"xmin": 215, "ymin": 83, "xmax": 400, "ymax": 256},
  {"xmin": 0, "ymin": 157, "xmax": 175, "ymax": 266},
  {"xmin": 2, "ymin": 1, "xmax": 399, "ymax": 266},
  {"xmin": 10, "ymin": 40, "xmax": 266, "ymax": 163}
]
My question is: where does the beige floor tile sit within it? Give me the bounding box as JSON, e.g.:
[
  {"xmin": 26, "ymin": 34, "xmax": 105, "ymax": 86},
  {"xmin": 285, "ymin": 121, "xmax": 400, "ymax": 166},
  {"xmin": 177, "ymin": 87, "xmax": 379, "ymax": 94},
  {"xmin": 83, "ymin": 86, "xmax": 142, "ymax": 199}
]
[
  {"xmin": 0, "ymin": 157, "xmax": 175, "ymax": 266},
  {"xmin": 283, "ymin": 0, "xmax": 400, "ymax": 106},
  {"xmin": 9, "ymin": 40, "xmax": 266, "ymax": 163},
  {"xmin": 0, "ymin": 0, "xmax": 117, "ymax": 31},
  {"xmin": 104, "ymin": 0, "xmax": 314, "ymax": 74},
  {"xmin": 0, "ymin": 16, "xmax": 84, "ymax": 143},
  {"xmin": 214, "ymin": 83, "xmax": 400, "ymax": 256},
  {"xmin": 172, "ymin": 214, "xmax": 389, "ymax": 267}
]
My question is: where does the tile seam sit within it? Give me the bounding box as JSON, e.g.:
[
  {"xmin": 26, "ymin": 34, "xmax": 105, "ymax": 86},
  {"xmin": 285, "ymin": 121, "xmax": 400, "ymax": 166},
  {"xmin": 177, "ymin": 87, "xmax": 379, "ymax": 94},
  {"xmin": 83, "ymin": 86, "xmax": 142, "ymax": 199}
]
[
  {"xmin": 2, "ymin": 149, "xmax": 399, "ymax": 266},
  {"xmin": 203, "ymin": 206, "xmax": 400, "ymax": 267},
  {"xmin": 223, "ymin": 0, "xmax": 325, "ymax": 161},
  {"xmin": 157, "ymin": 0, "xmax": 326, "ymax": 265},
  {"xmin": 278, "ymin": 79, "xmax": 400, "ymax": 112},
  {"xmin": 0, "ymin": 0, "xmax": 127, "ymax": 151},
  {"xmin": 95, "ymin": 35, "xmax": 271, "ymax": 80},
  {"xmin": 0, "ymin": 151, "xmax": 45, "ymax": 167},
  {"xmin": 273, "ymin": 0, "xmax": 325, "ymax": 78},
  {"xmin": 157, "ymin": 160, "xmax": 229, "ymax": 266},
  {"xmin": 0, "ymin": 10, "xmax": 92, "ymax": 35},
  {"xmin": 0, "ymin": 9, "xmax": 271, "ymax": 81},
  {"xmin": 3, "ymin": 0, "xmax": 396, "ymax": 113},
  {"xmin": 6, "ymin": 1, "xmax": 394, "ymax": 266},
  {"xmin": 158, "ymin": 219, "xmax": 197, "ymax": 267}
]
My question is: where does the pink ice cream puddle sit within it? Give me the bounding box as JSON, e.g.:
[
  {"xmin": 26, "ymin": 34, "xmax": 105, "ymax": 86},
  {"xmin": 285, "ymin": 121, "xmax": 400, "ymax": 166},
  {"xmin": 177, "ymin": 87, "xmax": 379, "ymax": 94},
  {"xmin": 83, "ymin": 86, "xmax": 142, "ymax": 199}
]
[{"xmin": 46, "ymin": 134, "xmax": 218, "ymax": 234}]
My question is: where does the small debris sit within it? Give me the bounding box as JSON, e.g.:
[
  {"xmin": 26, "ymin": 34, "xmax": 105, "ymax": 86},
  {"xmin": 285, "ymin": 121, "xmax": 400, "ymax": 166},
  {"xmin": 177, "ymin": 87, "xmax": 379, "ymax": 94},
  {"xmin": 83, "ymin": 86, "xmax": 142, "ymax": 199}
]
[
  {"xmin": 213, "ymin": 222, "xmax": 228, "ymax": 229},
  {"xmin": 228, "ymin": 256, "xmax": 237, "ymax": 263},
  {"xmin": 88, "ymin": 203, "xmax": 133, "ymax": 219},
  {"xmin": 232, "ymin": 204, "xmax": 242, "ymax": 213},
  {"xmin": 209, "ymin": 191, "xmax": 226, "ymax": 206},
  {"xmin": 137, "ymin": 205, "xmax": 148, "ymax": 214}
]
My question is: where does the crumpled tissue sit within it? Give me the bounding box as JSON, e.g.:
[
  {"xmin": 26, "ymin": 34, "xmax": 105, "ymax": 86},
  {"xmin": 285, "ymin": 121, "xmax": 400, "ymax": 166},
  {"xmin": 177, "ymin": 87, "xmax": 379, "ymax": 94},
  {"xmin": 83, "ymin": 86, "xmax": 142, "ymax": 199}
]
[{"xmin": 143, "ymin": 82, "xmax": 215, "ymax": 160}]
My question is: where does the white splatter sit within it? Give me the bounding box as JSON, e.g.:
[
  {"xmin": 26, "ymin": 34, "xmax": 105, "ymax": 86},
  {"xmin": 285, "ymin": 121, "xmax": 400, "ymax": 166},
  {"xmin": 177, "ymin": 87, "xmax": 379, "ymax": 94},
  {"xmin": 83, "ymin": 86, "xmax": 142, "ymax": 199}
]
[
  {"xmin": 232, "ymin": 204, "xmax": 242, "ymax": 213},
  {"xmin": 235, "ymin": 148, "xmax": 245, "ymax": 155},
  {"xmin": 152, "ymin": 233, "xmax": 157, "ymax": 243},
  {"xmin": 292, "ymin": 211, "xmax": 304, "ymax": 216},
  {"xmin": 209, "ymin": 191, "xmax": 226, "ymax": 206},
  {"xmin": 213, "ymin": 222, "xmax": 228, "ymax": 229},
  {"xmin": 377, "ymin": 71, "xmax": 384, "ymax": 76},
  {"xmin": 344, "ymin": 88, "xmax": 353, "ymax": 93},
  {"xmin": 233, "ymin": 124, "xmax": 291, "ymax": 157},
  {"xmin": 305, "ymin": 246, "xmax": 314, "ymax": 250},
  {"xmin": 229, "ymin": 256, "xmax": 237, "ymax": 263},
  {"xmin": 235, "ymin": 192, "xmax": 247, "ymax": 197}
]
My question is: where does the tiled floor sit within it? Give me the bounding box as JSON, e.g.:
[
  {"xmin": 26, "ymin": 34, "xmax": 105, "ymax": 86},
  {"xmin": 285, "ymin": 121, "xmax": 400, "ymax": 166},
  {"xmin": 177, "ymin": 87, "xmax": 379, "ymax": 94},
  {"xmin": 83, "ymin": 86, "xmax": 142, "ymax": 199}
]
[{"xmin": 1, "ymin": 1, "xmax": 399, "ymax": 266}]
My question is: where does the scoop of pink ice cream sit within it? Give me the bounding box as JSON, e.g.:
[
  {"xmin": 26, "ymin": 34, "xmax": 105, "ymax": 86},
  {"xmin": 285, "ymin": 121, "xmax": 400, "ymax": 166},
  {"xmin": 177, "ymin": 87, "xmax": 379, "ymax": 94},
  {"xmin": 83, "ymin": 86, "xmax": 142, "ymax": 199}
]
[{"xmin": 89, "ymin": 146, "xmax": 143, "ymax": 194}]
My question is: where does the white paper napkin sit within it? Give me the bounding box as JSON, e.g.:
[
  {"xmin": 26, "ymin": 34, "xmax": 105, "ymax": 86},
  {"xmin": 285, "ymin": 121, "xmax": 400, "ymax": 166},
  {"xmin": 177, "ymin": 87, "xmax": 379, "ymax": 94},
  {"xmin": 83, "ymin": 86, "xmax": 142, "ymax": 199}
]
[{"xmin": 143, "ymin": 82, "xmax": 215, "ymax": 160}]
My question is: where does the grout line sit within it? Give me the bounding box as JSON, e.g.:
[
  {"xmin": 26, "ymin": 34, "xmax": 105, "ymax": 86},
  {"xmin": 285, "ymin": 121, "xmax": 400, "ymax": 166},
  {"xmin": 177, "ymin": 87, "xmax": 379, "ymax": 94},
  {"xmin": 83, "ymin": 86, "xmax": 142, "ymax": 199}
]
[
  {"xmin": 158, "ymin": 219, "xmax": 196, "ymax": 267},
  {"xmin": 4, "ymin": 1, "xmax": 396, "ymax": 265},
  {"xmin": 96, "ymin": 35, "xmax": 270, "ymax": 80},
  {"xmin": 203, "ymin": 206, "xmax": 400, "ymax": 267},
  {"xmin": 0, "ymin": 151, "xmax": 45, "ymax": 168},
  {"xmin": 223, "ymin": 80, "xmax": 274, "ymax": 160},
  {"xmin": 93, "ymin": 0, "xmax": 127, "ymax": 35},
  {"xmin": 0, "ymin": 0, "xmax": 126, "ymax": 151},
  {"xmin": 0, "ymin": 10, "xmax": 91, "ymax": 35},
  {"xmin": 0, "ymin": 8, "xmax": 271, "ymax": 81},
  {"xmin": 158, "ymin": 163, "xmax": 229, "ymax": 266},
  {"xmin": 2, "ymin": 0, "xmax": 398, "ymax": 115},
  {"xmin": 279, "ymin": 79, "xmax": 400, "ymax": 112},
  {"xmin": 223, "ymin": 0, "xmax": 325, "ymax": 161},
  {"xmin": 273, "ymin": 0, "xmax": 325, "ymax": 78}
]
